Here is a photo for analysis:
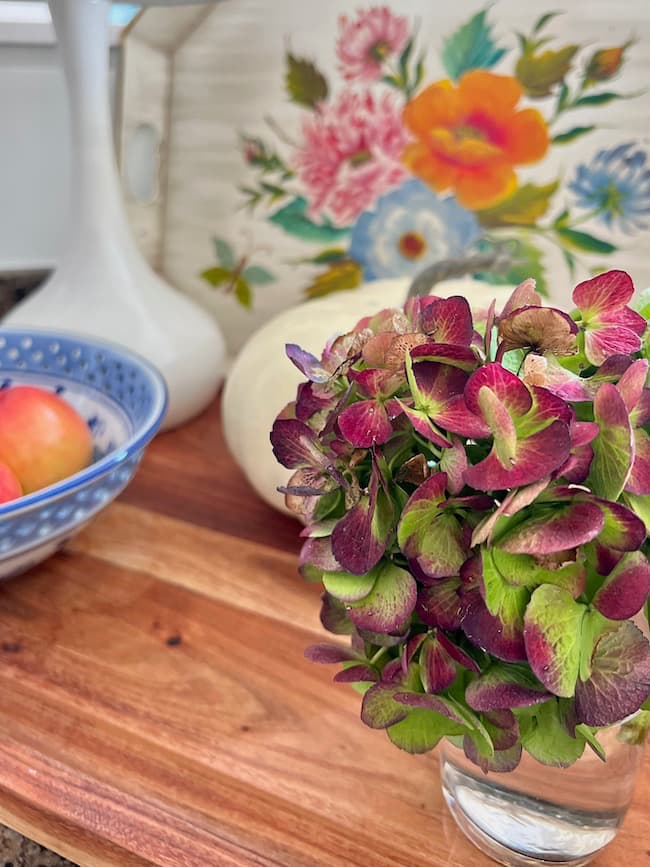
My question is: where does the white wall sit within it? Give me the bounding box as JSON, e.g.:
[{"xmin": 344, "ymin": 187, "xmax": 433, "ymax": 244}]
[{"xmin": 0, "ymin": 1, "xmax": 124, "ymax": 273}]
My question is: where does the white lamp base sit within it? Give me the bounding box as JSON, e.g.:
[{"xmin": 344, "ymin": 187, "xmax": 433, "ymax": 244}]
[
  {"xmin": 3, "ymin": 0, "xmax": 225, "ymax": 430},
  {"xmin": 5, "ymin": 262, "xmax": 225, "ymax": 431}
]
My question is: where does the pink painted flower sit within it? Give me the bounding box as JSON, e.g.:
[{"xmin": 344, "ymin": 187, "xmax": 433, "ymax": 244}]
[
  {"xmin": 337, "ymin": 6, "xmax": 409, "ymax": 82},
  {"xmin": 294, "ymin": 89, "xmax": 409, "ymax": 227}
]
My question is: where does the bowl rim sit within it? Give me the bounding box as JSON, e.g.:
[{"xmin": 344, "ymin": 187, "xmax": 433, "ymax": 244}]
[{"xmin": 0, "ymin": 327, "xmax": 168, "ymax": 517}]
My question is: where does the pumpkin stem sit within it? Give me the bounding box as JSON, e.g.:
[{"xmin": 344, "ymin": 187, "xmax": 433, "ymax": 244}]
[{"xmin": 406, "ymin": 246, "xmax": 515, "ymax": 299}]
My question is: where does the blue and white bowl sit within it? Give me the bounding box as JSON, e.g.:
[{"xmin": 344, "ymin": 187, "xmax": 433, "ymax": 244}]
[{"xmin": 0, "ymin": 329, "xmax": 167, "ymax": 580}]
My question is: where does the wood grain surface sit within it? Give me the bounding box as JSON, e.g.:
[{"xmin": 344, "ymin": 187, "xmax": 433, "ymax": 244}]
[{"xmin": 0, "ymin": 398, "xmax": 648, "ymax": 867}]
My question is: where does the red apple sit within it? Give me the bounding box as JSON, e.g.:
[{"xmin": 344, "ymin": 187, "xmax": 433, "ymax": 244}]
[
  {"xmin": 0, "ymin": 386, "xmax": 93, "ymax": 493},
  {"xmin": 0, "ymin": 460, "xmax": 22, "ymax": 504}
]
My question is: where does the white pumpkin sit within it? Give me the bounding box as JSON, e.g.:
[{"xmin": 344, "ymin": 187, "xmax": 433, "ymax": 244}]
[{"xmin": 222, "ymin": 277, "xmax": 515, "ymax": 513}]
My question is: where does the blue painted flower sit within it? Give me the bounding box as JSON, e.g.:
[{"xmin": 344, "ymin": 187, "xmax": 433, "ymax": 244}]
[
  {"xmin": 349, "ymin": 179, "xmax": 481, "ymax": 280},
  {"xmin": 569, "ymin": 143, "xmax": 650, "ymax": 232}
]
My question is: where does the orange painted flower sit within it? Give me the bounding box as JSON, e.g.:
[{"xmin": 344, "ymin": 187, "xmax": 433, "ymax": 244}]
[{"xmin": 402, "ymin": 70, "xmax": 549, "ymax": 209}]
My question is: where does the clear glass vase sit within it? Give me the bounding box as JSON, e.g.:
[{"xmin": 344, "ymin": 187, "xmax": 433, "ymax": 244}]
[{"xmin": 439, "ymin": 722, "xmax": 645, "ymax": 867}]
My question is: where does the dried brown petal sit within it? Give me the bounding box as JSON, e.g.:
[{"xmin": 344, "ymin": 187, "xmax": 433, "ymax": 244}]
[
  {"xmin": 522, "ymin": 353, "xmax": 548, "ymax": 388},
  {"xmin": 533, "ymin": 549, "xmax": 578, "ymax": 571},
  {"xmin": 348, "ymin": 449, "xmax": 368, "ymax": 469},
  {"xmin": 344, "ymin": 473, "xmax": 362, "ymax": 510},
  {"xmin": 385, "ymin": 332, "xmax": 429, "ymax": 370},
  {"xmin": 396, "ymin": 453, "xmax": 431, "ymax": 485},
  {"xmin": 323, "ymin": 328, "xmax": 373, "ymax": 377},
  {"xmin": 499, "ymin": 306, "xmax": 578, "ymax": 356},
  {"xmin": 362, "ymin": 332, "xmax": 395, "ymax": 367},
  {"xmin": 376, "ymin": 310, "xmax": 411, "ymax": 335},
  {"xmin": 283, "ymin": 468, "xmax": 337, "ymax": 524}
]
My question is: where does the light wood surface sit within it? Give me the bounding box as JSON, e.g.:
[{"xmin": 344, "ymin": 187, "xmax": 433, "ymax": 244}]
[{"xmin": 0, "ymin": 399, "xmax": 648, "ymax": 867}]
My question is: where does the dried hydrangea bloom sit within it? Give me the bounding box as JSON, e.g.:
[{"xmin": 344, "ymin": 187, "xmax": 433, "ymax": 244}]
[{"xmin": 271, "ymin": 271, "xmax": 650, "ymax": 770}]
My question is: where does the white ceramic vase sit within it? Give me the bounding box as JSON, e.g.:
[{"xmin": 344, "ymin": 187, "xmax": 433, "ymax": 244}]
[{"xmin": 3, "ymin": 0, "xmax": 225, "ymax": 430}]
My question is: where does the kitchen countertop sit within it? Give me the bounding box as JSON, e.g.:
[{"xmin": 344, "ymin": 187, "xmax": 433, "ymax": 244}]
[{"xmin": 0, "ymin": 397, "xmax": 647, "ymax": 867}]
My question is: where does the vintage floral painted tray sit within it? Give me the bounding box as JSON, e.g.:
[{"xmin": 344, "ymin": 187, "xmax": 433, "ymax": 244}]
[{"xmin": 118, "ymin": 0, "xmax": 650, "ymax": 355}]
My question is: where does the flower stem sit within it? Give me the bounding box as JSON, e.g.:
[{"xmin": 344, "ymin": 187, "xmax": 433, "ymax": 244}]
[
  {"xmin": 370, "ymin": 646, "xmax": 389, "ymax": 666},
  {"xmin": 566, "ymin": 207, "xmax": 601, "ymax": 228}
]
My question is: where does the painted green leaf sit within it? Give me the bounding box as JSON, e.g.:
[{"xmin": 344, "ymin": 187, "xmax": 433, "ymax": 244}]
[
  {"xmin": 304, "ymin": 259, "xmax": 363, "ymax": 300},
  {"xmin": 552, "ymin": 126, "xmax": 595, "ymax": 144},
  {"xmin": 259, "ymin": 180, "xmax": 288, "ymax": 201},
  {"xmin": 301, "ymin": 248, "xmax": 348, "ymax": 265},
  {"xmin": 285, "ymin": 52, "xmax": 328, "ymax": 108},
  {"xmin": 387, "ymin": 708, "xmax": 466, "ymax": 753},
  {"xmin": 574, "ymin": 91, "xmax": 621, "ymax": 107},
  {"xmin": 515, "ymin": 45, "xmax": 578, "ymax": 98},
  {"xmin": 519, "ymin": 700, "xmax": 586, "ymax": 766},
  {"xmin": 553, "ymin": 208, "xmax": 570, "ymax": 227},
  {"xmin": 524, "ymin": 584, "xmax": 587, "ymax": 697},
  {"xmin": 556, "ymin": 81, "xmax": 570, "ymax": 112},
  {"xmin": 556, "ymin": 227, "xmax": 616, "ymax": 254},
  {"xmin": 234, "ymin": 276, "xmax": 252, "ymax": 309},
  {"xmin": 587, "ymin": 383, "xmax": 634, "ymax": 500},
  {"xmin": 201, "ymin": 266, "xmax": 231, "ymax": 287},
  {"xmin": 414, "ymin": 55, "xmax": 425, "ymax": 90},
  {"xmin": 243, "ymin": 265, "xmax": 274, "ymax": 286},
  {"xmin": 441, "ymin": 8, "xmax": 507, "ymax": 81},
  {"xmin": 477, "ymin": 182, "xmax": 559, "ymax": 228},
  {"xmin": 269, "ymin": 197, "xmax": 349, "ymax": 243},
  {"xmin": 213, "ymin": 237, "xmax": 235, "ymax": 269},
  {"xmin": 562, "ymin": 248, "xmax": 577, "ymax": 278},
  {"xmin": 533, "ymin": 11, "xmax": 562, "ymax": 34},
  {"xmin": 399, "ymin": 38, "xmax": 413, "ymax": 75}
]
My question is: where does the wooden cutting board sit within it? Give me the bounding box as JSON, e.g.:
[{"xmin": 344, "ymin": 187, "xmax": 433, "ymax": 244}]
[{"xmin": 0, "ymin": 398, "xmax": 647, "ymax": 867}]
